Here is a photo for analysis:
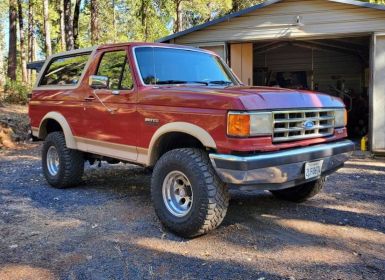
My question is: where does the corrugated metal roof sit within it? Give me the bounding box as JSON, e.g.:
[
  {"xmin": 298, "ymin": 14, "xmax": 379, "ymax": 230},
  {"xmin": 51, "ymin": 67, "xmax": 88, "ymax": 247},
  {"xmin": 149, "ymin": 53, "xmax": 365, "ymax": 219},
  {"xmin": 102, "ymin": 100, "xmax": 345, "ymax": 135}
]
[{"xmin": 157, "ymin": 0, "xmax": 385, "ymax": 43}]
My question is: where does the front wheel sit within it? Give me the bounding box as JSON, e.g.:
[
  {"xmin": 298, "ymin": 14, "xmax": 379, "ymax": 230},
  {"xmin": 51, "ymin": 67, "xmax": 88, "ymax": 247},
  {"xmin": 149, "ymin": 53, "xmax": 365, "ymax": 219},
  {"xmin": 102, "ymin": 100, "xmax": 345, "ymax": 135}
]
[
  {"xmin": 151, "ymin": 148, "xmax": 229, "ymax": 238},
  {"xmin": 270, "ymin": 177, "xmax": 326, "ymax": 202},
  {"xmin": 42, "ymin": 131, "xmax": 84, "ymax": 188}
]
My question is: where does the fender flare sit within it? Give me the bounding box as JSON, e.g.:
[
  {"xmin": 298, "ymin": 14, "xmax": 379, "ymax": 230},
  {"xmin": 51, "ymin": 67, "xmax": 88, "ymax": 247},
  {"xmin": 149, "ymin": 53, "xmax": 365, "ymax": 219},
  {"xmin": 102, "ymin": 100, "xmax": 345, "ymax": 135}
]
[
  {"xmin": 147, "ymin": 122, "xmax": 217, "ymax": 165},
  {"xmin": 38, "ymin": 112, "xmax": 77, "ymax": 149}
]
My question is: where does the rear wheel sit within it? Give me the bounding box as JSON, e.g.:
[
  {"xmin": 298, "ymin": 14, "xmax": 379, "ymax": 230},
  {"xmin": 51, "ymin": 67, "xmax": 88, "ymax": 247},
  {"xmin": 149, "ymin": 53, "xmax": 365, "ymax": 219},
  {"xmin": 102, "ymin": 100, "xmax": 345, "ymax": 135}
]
[
  {"xmin": 151, "ymin": 148, "xmax": 229, "ymax": 238},
  {"xmin": 270, "ymin": 177, "xmax": 325, "ymax": 202},
  {"xmin": 42, "ymin": 132, "xmax": 84, "ymax": 188}
]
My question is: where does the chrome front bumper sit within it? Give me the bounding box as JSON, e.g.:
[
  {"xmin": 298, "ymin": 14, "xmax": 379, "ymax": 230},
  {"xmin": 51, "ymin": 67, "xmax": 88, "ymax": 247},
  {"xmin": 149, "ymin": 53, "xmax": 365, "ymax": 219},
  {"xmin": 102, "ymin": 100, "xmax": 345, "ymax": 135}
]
[{"xmin": 209, "ymin": 140, "xmax": 354, "ymax": 191}]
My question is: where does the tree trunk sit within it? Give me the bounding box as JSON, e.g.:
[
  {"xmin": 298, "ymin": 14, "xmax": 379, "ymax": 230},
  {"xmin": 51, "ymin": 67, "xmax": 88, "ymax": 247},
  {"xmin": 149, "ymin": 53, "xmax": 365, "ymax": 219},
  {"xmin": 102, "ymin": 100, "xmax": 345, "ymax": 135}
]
[
  {"xmin": 43, "ymin": 0, "xmax": 52, "ymax": 56},
  {"xmin": 73, "ymin": 0, "xmax": 81, "ymax": 49},
  {"xmin": 140, "ymin": 0, "xmax": 147, "ymax": 41},
  {"xmin": 8, "ymin": 0, "xmax": 17, "ymax": 81},
  {"xmin": 64, "ymin": 0, "xmax": 74, "ymax": 50},
  {"xmin": 91, "ymin": 0, "xmax": 100, "ymax": 45},
  {"xmin": 112, "ymin": 0, "xmax": 116, "ymax": 42},
  {"xmin": 18, "ymin": 0, "xmax": 27, "ymax": 83},
  {"xmin": 174, "ymin": 0, "xmax": 183, "ymax": 33},
  {"xmin": 0, "ymin": 21, "xmax": 5, "ymax": 87},
  {"xmin": 59, "ymin": 0, "xmax": 66, "ymax": 51},
  {"xmin": 30, "ymin": 35, "xmax": 37, "ymax": 86},
  {"xmin": 28, "ymin": 0, "xmax": 36, "ymax": 85}
]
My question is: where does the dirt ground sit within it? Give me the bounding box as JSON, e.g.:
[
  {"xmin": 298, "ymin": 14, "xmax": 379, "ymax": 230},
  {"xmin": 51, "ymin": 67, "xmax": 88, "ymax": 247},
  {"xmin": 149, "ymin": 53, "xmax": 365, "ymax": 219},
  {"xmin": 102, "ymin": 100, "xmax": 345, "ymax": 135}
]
[
  {"xmin": 0, "ymin": 142, "xmax": 384, "ymax": 280},
  {"xmin": 0, "ymin": 104, "xmax": 30, "ymax": 149}
]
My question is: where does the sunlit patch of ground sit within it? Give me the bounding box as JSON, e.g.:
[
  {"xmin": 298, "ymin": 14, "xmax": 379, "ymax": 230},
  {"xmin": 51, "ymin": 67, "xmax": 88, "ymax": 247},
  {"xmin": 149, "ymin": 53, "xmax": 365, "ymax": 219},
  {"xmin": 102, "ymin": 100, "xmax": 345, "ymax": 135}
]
[
  {"xmin": 275, "ymin": 218, "xmax": 385, "ymax": 244},
  {"xmin": 0, "ymin": 264, "xmax": 56, "ymax": 280}
]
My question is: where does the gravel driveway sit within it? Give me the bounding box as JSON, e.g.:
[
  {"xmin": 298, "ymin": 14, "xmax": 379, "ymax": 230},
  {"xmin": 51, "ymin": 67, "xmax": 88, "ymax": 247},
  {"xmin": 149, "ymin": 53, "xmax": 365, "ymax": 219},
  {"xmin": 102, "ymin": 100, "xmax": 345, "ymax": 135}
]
[{"xmin": 0, "ymin": 144, "xmax": 384, "ymax": 280}]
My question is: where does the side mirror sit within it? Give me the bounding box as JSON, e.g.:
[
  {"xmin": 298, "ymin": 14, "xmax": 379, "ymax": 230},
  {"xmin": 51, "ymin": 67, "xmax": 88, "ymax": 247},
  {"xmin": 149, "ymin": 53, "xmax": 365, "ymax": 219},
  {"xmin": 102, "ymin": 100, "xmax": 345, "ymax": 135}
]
[{"xmin": 89, "ymin": 75, "xmax": 109, "ymax": 89}]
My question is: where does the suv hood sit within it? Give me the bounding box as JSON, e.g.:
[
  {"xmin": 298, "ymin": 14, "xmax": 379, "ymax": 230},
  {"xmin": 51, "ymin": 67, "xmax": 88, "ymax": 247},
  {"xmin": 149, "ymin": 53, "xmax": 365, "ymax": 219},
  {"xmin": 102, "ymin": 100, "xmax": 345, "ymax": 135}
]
[
  {"xmin": 151, "ymin": 85, "xmax": 344, "ymax": 110},
  {"xmin": 224, "ymin": 86, "xmax": 344, "ymax": 110}
]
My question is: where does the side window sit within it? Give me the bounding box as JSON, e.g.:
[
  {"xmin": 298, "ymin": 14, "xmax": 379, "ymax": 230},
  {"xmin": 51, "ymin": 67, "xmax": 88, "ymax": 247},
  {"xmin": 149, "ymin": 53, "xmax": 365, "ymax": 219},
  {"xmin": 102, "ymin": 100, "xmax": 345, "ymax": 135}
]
[
  {"xmin": 40, "ymin": 53, "xmax": 90, "ymax": 86},
  {"xmin": 96, "ymin": 50, "xmax": 133, "ymax": 90}
]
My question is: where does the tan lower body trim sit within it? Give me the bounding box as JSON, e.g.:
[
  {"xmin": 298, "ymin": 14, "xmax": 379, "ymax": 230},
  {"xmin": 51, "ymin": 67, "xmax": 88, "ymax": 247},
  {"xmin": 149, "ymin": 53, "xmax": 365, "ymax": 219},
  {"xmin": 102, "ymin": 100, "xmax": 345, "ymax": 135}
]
[
  {"xmin": 137, "ymin": 147, "xmax": 149, "ymax": 165},
  {"xmin": 74, "ymin": 136, "xmax": 148, "ymax": 165},
  {"xmin": 31, "ymin": 127, "xmax": 39, "ymax": 137}
]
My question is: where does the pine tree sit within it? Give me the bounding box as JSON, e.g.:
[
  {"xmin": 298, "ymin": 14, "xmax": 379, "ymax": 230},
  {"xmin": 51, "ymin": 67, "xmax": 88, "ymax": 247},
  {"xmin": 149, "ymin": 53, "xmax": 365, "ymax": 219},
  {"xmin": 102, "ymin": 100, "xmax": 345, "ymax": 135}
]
[
  {"xmin": 8, "ymin": 0, "xmax": 17, "ymax": 81},
  {"xmin": 91, "ymin": 0, "xmax": 100, "ymax": 45},
  {"xmin": 18, "ymin": 0, "xmax": 27, "ymax": 83},
  {"xmin": 64, "ymin": 0, "xmax": 74, "ymax": 50},
  {"xmin": 58, "ymin": 0, "xmax": 66, "ymax": 51},
  {"xmin": 73, "ymin": 0, "xmax": 81, "ymax": 48},
  {"xmin": 43, "ymin": 0, "xmax": 52, "ymax": 56}
]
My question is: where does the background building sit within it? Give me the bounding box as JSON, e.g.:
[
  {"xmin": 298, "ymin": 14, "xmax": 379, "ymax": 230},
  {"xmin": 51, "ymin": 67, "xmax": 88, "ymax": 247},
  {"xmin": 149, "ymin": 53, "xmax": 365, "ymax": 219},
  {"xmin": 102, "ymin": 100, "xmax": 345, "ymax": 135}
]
[{"xmin": 158, "ymin": 0, "xmax": 385, "ymax": 154}]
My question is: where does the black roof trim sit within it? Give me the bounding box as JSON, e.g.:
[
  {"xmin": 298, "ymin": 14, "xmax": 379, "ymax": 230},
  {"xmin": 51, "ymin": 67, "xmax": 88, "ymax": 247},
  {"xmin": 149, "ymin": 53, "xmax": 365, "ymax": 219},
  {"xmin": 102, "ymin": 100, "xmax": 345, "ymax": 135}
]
[
  {"xmin": 157, "ymin": 0, "xmax": 385, "ymax": 43},
  {"xmin": 27, "ymin": 60, "xmax": 45, "ymax": 72}
]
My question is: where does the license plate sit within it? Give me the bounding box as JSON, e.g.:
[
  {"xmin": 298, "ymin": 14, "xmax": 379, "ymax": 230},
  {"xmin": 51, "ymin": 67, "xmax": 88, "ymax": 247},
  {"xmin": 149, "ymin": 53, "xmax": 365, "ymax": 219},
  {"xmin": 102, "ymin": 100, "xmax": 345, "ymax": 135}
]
[{"xmin": 304, "ymin": 160, "xmax": 323, "ymax": 180}]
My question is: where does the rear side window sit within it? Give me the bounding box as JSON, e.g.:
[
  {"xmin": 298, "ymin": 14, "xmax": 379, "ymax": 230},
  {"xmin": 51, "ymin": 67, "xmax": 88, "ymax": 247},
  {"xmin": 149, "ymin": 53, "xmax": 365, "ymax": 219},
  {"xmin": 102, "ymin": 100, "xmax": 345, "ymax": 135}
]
[
  {"xmin": 40, "ymin": 53, "xmax": 90, "ymax": 86},
  {"xmin": 96, "ymin": 50, "xmax": 133, "ymax": 90}
]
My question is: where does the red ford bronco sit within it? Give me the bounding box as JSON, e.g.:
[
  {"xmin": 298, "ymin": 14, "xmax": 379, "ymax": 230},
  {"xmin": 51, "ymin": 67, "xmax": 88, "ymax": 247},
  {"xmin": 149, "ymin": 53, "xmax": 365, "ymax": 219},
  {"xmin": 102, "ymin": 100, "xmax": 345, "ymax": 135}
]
[{"xmin": 29, "ymin": 43, "xmax": 354, "ymax": 237}]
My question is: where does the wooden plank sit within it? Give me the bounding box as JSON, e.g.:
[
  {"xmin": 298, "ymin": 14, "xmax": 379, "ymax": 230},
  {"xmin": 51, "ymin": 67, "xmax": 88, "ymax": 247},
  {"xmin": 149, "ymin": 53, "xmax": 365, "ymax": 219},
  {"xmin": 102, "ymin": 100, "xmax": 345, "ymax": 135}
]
[
  {"xmin": 230, "ymin": 44, "xmax": 242, "ymax": 82},
  {"xmin": 242, "ymin": 43, "xmax": 253, "ymax": 86},
  {"xmin": 230, "ymin": 43, "xmax": 253, "ymax": 85}
]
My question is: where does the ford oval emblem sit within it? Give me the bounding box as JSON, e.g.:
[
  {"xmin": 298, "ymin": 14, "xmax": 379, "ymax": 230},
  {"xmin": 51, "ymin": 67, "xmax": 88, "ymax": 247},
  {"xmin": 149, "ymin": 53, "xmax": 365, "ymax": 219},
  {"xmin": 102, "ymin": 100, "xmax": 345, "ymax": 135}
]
[{"xmin": 303, "ymin": 120, "xmax": 315, "ymax": 129}]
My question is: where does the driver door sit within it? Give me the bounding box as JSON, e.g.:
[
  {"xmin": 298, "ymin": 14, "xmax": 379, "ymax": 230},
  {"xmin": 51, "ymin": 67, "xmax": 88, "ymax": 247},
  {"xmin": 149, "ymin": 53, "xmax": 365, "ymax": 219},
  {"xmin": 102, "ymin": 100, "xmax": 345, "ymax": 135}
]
[{"xmin": 82, "ymin": 48, "xmax": 138, "ymax": 161}]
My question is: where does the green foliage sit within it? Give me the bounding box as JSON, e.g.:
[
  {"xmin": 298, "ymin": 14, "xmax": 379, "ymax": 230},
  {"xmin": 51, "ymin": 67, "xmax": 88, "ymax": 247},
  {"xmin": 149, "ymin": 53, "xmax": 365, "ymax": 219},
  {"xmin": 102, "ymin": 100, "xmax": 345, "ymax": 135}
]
[
  {"xmin": 2, "ymin": 79, "xmax": 31, "ymax": 104},
  {"xmin": 367, "ymin": 0, "xmax": 385, "ymax": 4},
  {"xmin": 177, "ymin": 0, "xmax": 233, "ymax": 30},
  {"xmin": 230, "ymin": 0, "xmax": 264, "ymax": 12}
]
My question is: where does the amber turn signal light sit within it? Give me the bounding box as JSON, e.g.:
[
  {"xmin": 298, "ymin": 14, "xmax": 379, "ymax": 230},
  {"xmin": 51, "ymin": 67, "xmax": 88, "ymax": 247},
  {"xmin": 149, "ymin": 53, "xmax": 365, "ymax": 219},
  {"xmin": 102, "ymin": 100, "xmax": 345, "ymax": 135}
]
[
  {"xmin": 227, "ymin": 114, "xmax": 250, "ymax": 137},
  {"xmin": 344, "ymin": 109, "xmax": 348, "ymax": 126}
]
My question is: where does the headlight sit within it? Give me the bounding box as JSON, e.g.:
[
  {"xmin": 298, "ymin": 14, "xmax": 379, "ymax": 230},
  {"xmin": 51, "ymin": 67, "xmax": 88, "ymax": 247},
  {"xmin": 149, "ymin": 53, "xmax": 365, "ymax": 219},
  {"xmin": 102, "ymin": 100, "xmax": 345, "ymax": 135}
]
[
  {"xmin": 227, "ymin": 112, "xmax": 273, "ymax": 137},
  {"xmin": 334, "ymin": 109, "xmax": 347, "ymax": 127}
]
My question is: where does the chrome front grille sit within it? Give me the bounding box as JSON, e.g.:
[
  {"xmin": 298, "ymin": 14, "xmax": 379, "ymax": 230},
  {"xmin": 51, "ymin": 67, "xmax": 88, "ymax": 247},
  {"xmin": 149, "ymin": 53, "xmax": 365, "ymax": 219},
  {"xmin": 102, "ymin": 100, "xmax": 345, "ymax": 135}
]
[{"xmin": 273, "ymin": 109, "xmax": 335, "ymax": 143}]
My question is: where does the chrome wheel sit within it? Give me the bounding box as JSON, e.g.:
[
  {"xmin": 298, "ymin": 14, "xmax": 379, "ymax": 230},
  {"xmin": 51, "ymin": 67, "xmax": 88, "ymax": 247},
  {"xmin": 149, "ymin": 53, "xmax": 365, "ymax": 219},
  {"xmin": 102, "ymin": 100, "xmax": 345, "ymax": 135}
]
[
  {"xmin": 46, "ymin": 145, "xmax": 60, "ymax": 176},
  {"xmin": 162, "ymin": 171, "xmax": 193, "ymax": 217}
]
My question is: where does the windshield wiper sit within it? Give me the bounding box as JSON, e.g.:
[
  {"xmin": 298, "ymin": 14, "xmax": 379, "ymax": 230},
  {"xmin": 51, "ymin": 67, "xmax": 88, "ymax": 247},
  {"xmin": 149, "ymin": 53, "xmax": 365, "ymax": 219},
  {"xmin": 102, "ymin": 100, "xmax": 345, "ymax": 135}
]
[
  {"xmin": 208, "ymin": 80, "xmax": 233, "ymax": 86},
  {"xmin": 155, "ymin": 80, "xmax": 208, "ymax": 85}
]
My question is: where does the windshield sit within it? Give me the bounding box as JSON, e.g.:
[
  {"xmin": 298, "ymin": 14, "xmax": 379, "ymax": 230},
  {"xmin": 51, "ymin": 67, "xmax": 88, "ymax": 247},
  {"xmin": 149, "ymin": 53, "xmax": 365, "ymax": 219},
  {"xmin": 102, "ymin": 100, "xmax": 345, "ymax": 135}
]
[{"xmin": 134, "ymin": 47, "xmax": 237, "ymax": 86}]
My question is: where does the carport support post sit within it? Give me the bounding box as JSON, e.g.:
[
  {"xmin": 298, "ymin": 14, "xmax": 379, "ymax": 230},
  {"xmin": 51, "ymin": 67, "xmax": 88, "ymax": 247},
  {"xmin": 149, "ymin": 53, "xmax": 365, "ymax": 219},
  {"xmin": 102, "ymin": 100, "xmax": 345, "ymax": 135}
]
[{"xmin": 370, "ymin": 33, "xmax": 385, "ymax": 154}]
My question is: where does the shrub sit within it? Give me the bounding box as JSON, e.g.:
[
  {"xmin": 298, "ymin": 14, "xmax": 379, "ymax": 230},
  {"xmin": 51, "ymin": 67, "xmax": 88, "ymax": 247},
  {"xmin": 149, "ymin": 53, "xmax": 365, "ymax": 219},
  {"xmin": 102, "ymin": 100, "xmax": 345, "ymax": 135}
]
[{"xmin": 2, "ymin": 80, "xmax": 31, "ymax": 104}]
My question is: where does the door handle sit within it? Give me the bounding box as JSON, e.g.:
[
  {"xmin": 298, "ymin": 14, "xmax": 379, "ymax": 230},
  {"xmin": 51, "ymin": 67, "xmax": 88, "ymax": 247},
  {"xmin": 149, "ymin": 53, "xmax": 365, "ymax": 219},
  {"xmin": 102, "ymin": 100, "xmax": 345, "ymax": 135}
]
[{"xmin": 84, "ymin": 96, "xmax": 95, "ymax": 101}]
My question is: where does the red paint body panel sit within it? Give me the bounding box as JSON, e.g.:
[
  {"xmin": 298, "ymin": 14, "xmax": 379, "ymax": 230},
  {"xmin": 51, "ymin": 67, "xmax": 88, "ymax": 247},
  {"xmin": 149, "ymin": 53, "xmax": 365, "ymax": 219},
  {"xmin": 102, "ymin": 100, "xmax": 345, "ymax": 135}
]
[
  {"xmin": 29, "ymin": 43, "xmax": 347, "ymax": 158},
  {"xmin": 80, "ymin": 46, "xmax": 139, "ymax": 150}
]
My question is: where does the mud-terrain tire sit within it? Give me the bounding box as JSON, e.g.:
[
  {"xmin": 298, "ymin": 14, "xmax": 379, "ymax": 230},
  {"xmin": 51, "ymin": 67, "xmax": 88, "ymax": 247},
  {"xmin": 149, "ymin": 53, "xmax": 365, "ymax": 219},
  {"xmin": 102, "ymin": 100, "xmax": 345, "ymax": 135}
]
[
  {"xmin": 151, "ymin": 148, "xmax": 230, "ymax": 238},
  {"xmin": 42, "ymin": 131, "xmax": 84, "ymax": 188},
  {"xmin": 270, "ymin": 177, "xmax": 325, "ymax": 203}
]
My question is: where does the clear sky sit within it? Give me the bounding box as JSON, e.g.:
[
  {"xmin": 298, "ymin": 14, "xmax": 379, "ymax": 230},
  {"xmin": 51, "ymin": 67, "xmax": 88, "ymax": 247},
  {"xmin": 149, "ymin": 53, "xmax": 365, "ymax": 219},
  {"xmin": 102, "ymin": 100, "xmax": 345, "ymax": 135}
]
[{"xmin": 2, "ymin": 16, "xmax": 9, "ymax": 57}]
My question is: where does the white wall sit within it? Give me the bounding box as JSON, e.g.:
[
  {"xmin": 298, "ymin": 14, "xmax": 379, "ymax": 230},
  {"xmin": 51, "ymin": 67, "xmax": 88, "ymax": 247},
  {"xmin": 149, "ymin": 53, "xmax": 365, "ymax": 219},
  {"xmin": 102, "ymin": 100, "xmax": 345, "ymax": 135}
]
[
  {"xmin": 174, "ymin": 0, "xmax": 385, "ymax": 44},
  {"xmin": 371, "ymin": 34, "xmax": 385, "ymax": 153}
]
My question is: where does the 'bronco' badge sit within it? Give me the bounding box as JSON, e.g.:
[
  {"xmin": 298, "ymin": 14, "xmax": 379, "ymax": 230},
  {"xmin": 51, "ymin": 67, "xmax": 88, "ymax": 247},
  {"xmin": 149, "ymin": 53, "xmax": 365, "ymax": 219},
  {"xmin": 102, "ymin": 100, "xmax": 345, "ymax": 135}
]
[{"xmin": 145, "ymin": 118, "xmax": 160, "ymax": 126}]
